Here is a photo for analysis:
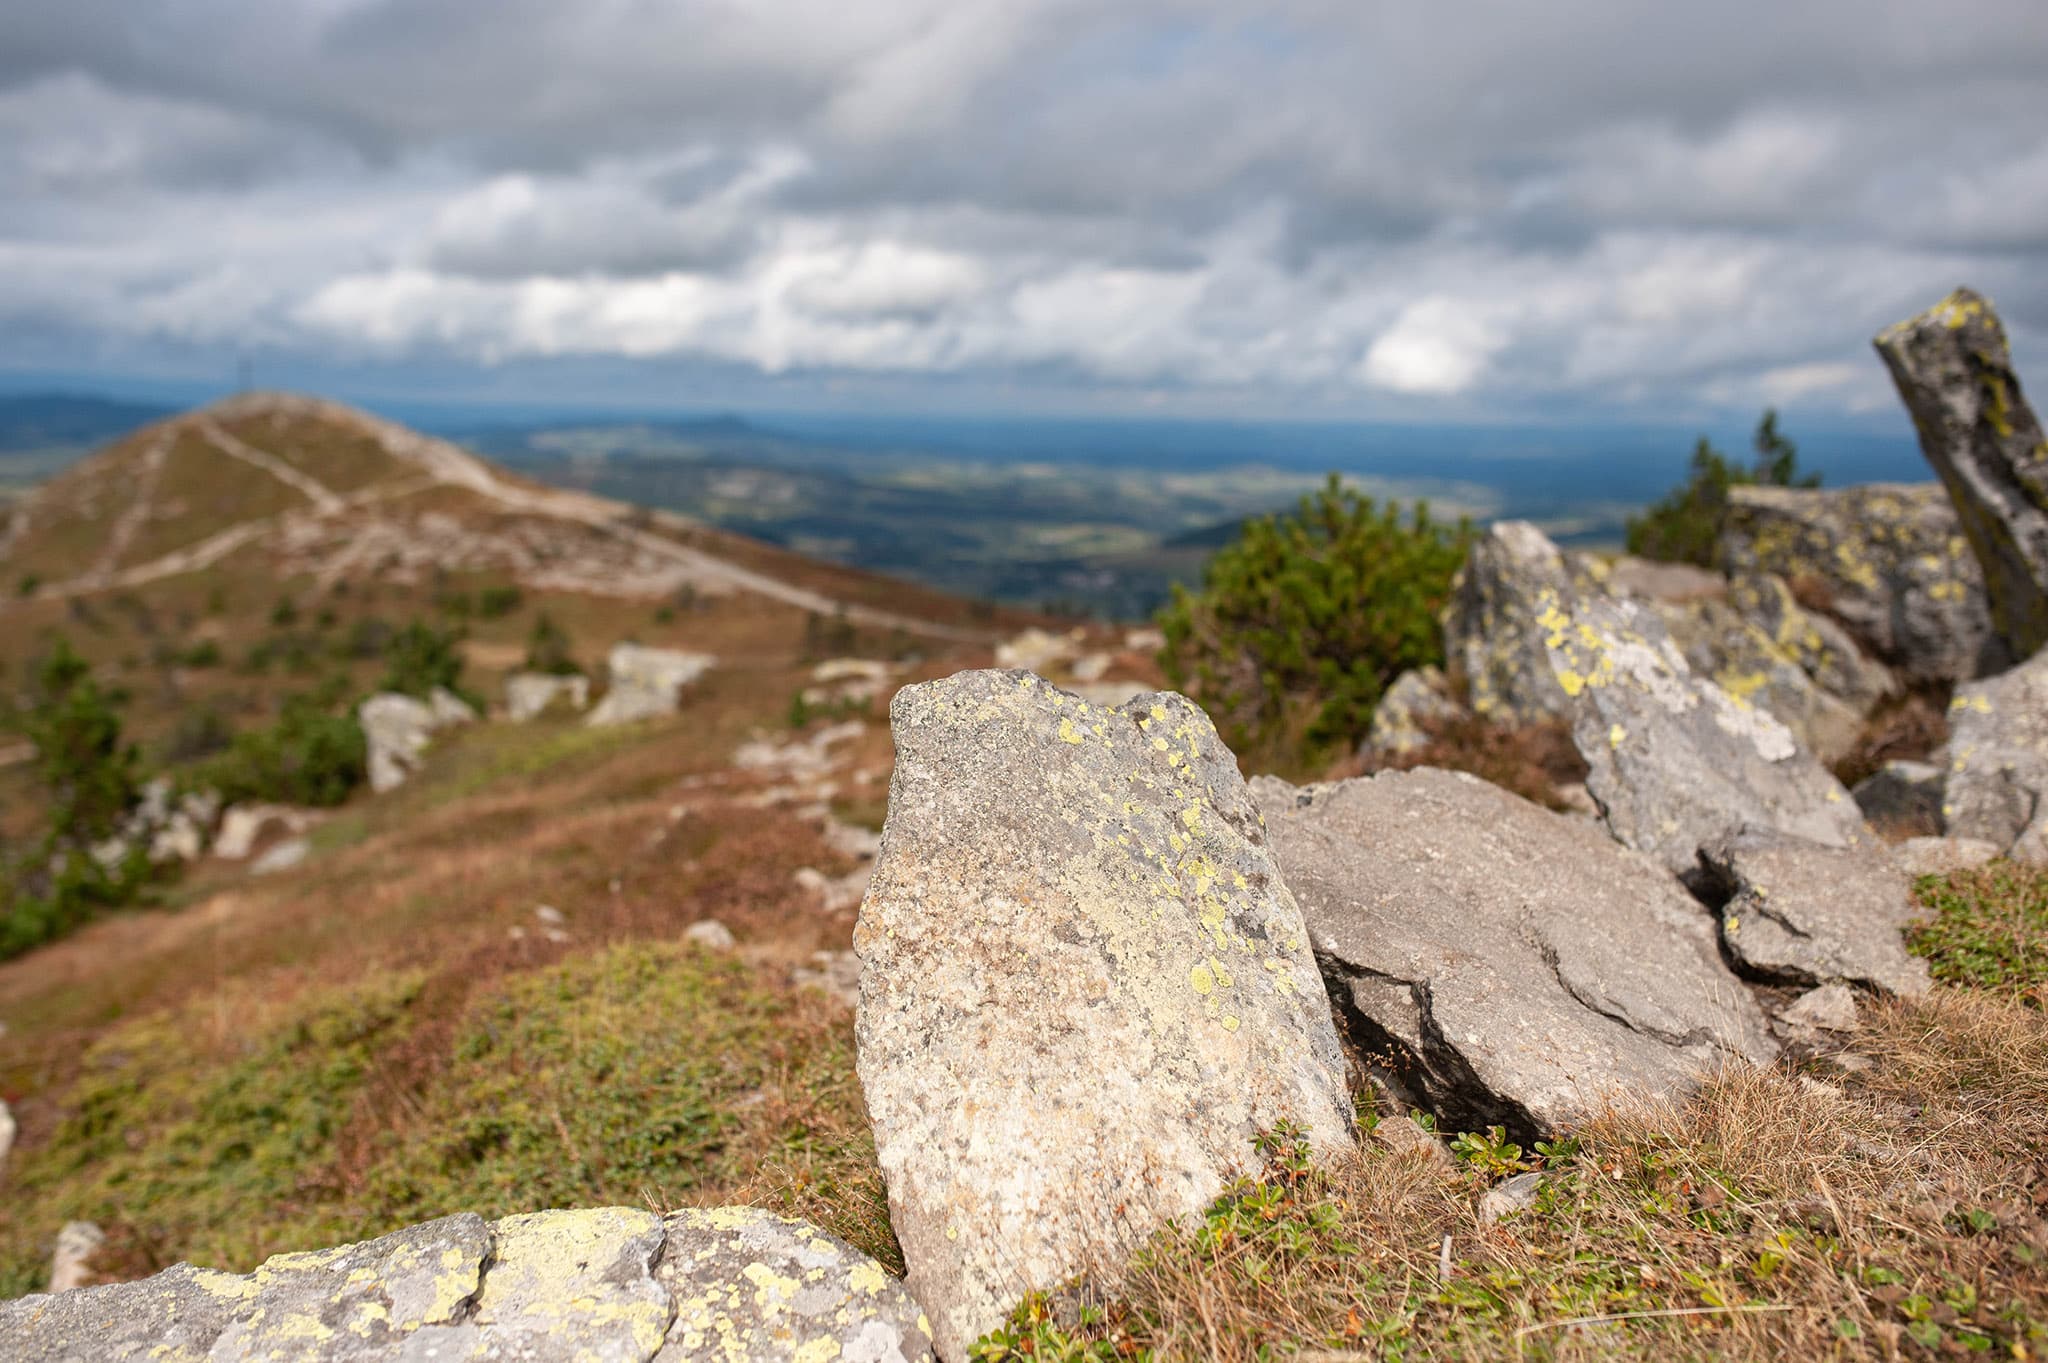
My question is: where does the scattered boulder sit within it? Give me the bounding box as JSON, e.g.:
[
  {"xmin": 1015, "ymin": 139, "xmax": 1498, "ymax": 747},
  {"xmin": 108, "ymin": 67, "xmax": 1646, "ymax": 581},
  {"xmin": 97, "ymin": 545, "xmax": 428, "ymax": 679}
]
[
  {"xmin": 805, "ymin": 657, "xmax": 896, "ymax": 707},
  {"xmin": 1, "ymin": 1206, "xmax": 924, "ymax": 1363},
  {"xmin": 504, "ymin": 670, "xmax": 590, "ymax": 722},
  {"xmin": 1700, "ymin": 829, "xmax": 1931, "ymax": 996},
  {"xmin": 249, "ymin": 837, "xmax": 310, "ymax": 876},
  {"xmin": 587, "ymin": 643, "xmax": 715, "ymax": 726},
  {"xmin": 1852, "ymin": 761, "xmax": 1947, "ymax": 834},
  {"xmin": 993, "ymin": 627, "xmax": 1080, "ymax": 673},
  {"xmin": 1719, "ymin": 482, "xmax": 1998, "ymax": 684},
  {"xmin": 358, "ymin": 688, "xmax": 476, "ymax": 793},
  {"xmin": 0, "ymin": 1097, "xmax": 14, "ymax": 1172},
  {"xmin": 1365, "ymin": 666, "xmax": 1466, "ymax": 756},
  {"xmin": 48, "ymin": 1221, "xmax": 104, "ymax": 1294},
  {"xmin": 856, "ymin": 671, "xmax": 1352, "ymax": 1359},
  {"xmin": 1254, "ymin": 769, "xmax": 1774, "ymax": 1137},
  {"xmin": 1723, "ymin": 573, "xmax": 1899, "ymax": 715},
  {"xmin": 794, "ymin": 950, "xmax": 860, "ymax": 1008},
  {"xmin": 1537, "ymin": 581, "xmax": 1871, "ymax": 878},
  {"xmin": 795, "ymin": 863, "xmax": 871, "ymax": 914},
  {"xmin": 212, "ymin": 803, "xmax": 321, "ymax": 861},
  {"xmin": 683, "ymin": 919, "xmax": 736, "ymax": 951},
  {"xmin": 1944, "ymin": 647, "xmax": 2048, "ymax": 860},
  {"xmin": 1892, "ymin": 835, "xmax": 2001, "ymax": 878},
  {"xmin": 1875, "ymin": 288, "xmax": 2048, "ymax": 659}
]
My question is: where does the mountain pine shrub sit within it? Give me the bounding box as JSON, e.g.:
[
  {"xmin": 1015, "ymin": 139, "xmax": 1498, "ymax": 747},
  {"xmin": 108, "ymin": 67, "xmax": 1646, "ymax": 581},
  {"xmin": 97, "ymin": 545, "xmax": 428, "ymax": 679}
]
[
  {"xmin": 1626, "ymin": 409, "xmax": 1819, "ymax": 566},
  {"xmin": 1158, "ymin": 475, "xmax": 1473, "ymax": 770}
]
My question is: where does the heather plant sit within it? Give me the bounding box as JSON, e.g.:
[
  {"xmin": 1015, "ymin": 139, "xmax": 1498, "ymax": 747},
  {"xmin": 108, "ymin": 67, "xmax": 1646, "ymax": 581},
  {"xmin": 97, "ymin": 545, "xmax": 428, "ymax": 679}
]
[{"xmin": 1158, "ymin": 474, "xmax": 1472, "ymax": 769}]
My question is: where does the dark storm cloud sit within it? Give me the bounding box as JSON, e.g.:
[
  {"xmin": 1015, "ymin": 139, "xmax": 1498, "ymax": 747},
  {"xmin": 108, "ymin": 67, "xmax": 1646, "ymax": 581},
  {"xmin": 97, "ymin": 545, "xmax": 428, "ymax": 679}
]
[{"xmin": 1, "ymin": 0, "xmax": 2045, "ymax": 411}]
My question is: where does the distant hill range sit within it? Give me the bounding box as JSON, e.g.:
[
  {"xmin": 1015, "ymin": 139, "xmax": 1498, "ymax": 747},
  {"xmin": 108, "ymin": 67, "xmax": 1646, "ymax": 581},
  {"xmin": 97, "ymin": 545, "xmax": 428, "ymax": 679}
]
[
  {"xmin": 0, "ymin": 392, "xmax": 993, "ymax": 640},
  {"xmin": 0, "ymin": 393, "xmax": 179, "ymax": 483}
]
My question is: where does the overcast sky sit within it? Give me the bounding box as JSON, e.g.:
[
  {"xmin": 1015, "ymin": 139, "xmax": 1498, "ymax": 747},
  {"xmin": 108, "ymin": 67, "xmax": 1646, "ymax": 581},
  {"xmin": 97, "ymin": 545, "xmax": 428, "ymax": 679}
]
[{"xmin": 3, "ymin": 1, "xmax": 2045, "ymax": 421}]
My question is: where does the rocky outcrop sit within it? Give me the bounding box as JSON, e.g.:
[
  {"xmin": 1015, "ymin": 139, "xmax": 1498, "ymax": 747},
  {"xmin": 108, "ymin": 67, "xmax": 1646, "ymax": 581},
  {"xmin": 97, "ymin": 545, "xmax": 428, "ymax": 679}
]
[
  {"xmin": 1718, "ymin": 482, "xmax": 1998, "ymax": 684},
  {"xmin": 1254, "ymin": 769, "xmax": 1775, "ymax": 1138},
  {"xmin": 1364, "ymin": 666, "xmax": 1466, "ymax": 756},
  {"xmin": 0, "ymin": 1206, "xmax": 932, "ymax": 1363},
  {"xmin": 856, "ymin": 670, "xmax": 1352, "ymax": 1360},
  {"xmin": 1876, "ymin": 288, "xmax": 2048, "ymax": 659},
  {"xmin": 504, "ymin": 670, "xmax": 590, "ymax": 722},
  {"xmin": 211, "ymin": 803, "xmax": 322, "ymax": 861},
  {"xmin": 358, "ymin": 688, "xmax": 477, "ymax": 793},
  {"xmin": 1656, "ymin": 594, "xmax": 1868, "ymax": 765},
  {"xmin": 1700, "ymin": 830, "xmax": 1931, "ymax": 996},
  {"xmin": 1944, "ymin": 646, "xmax": 2048, "ymax": 861},
  {"xmin": 1540, "ymin": 579, "xmax": 1871, "ymax": 877},
  {"xmin": 587, "ymin": 644, "xmax": 715, "ymax": 726}
]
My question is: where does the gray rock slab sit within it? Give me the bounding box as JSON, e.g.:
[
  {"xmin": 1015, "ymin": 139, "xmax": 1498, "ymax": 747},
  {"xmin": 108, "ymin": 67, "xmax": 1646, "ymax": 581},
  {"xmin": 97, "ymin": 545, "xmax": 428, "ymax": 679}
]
[
  {"xmin": 653, "ymin": 1207, "xmax": 933, "ymax": 1363},
  {"xmin": 1534, "ymin": 576, "xmax": 1872, "ymax": 877},
  {"xmin": 207, "ymin": 1213, "xmax": 490, "ymax": 1360},
  {"xmin": 1876, "ymin": 288, "xmax": 2048, "ymax": 659},
  {"xmin": 1719, "ymin": 481, "xmax": 2000, "ymax": 684},
  {"xmin": 588, "ymin": 645, "xmax": 714, "ymax": 727},
  {"xmin": 1701, "ymin": 829, "xmax": 1932, "ymax": 996},
  {"xmin": 505, "ymin": 672, "xmax": 590, "ymax": 723},
  {"xmin": 1255, "ymin": 768, "xmax": 1775, "ymax": 1139},
  {"xmin": 1946, "ymin": 647, "xmax": 2048, "ymax": 861},
  {"xmin": 1779, "ymin": 983, "xmax": 1859, "ymax": 1034},
  {"xmin": 1656, "ymin": 594, "xmax": 1867, "ymax": 765},
  {"xmin": 856, "ymin": 670, "xmax": 1353, "ymax": 1360},
  {"xmin": 0, "ymin": 1263, "xmax": 250, "ymax": 1363}
]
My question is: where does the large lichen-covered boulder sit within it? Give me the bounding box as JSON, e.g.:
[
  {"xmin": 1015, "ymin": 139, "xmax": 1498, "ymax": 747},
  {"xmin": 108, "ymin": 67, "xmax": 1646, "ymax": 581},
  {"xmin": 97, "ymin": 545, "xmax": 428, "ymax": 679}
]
[
  {"xmin": 587, "ymin": 643, "xmax": 715, "ymax": 726},
  {"xmin": 1723, "ymin": 573, "xmax": 1900, "ymax": 715},
  {"xmin": 1655, "ymin": 594, "xmax": 1868, "ymax": 766},
  {"xmin": 1876, "ymin": 288, "xmax": 2048, "ymax": 659},
  {"xmin": 1254, "ymin": 769, "xmax": 1776, "ymax": 1137},
  {"xmin": 1536, "ymin": 582, "xmax": 1872, "ymax": 878},
  {"xmin": 1945, "ymin": 646, "xmax": 2048, "ymax": 861},
  {"xmin": 1441, "ymin": 521, "xmax": 1583, "ymax": 726},
  {"xmin": 0, "ymin": 1206, "xmax": 929, "ymax": 1363},
  {"xmin": 856, "ymin": 670, "xmax": 1353, "ymax": 1360},
  {"xmin": 505, "ymin": 670, "xmax": 590, "ymax": 722},
  {"xmin": 1701, "ymin": 830, "xmax": 1932, "ymax": 997},
  {"xmin": 1718, "ymin": 482, "xmax": 1998, "ymax": 684}
]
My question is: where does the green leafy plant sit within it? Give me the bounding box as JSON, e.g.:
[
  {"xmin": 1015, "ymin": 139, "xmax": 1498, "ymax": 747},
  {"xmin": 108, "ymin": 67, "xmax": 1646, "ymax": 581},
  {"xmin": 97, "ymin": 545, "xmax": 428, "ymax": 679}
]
[
  {"xmin": 199, "ymin": 696, "xmax": 367, "ymax": 808},
  {"xmin": 378, "ymin": 619, "xmax": 472, "ymax": 702},
  {"xmin": 522, "ymin": 613, "xmax": 581, "ymax": 677},
  {"xmin": 1626, "ymin": 409, "xmax": 1820, "ymax": 566},
  {"xmin": 1158, "ymin": 474, "xmax": 1472, "ymax": 768},
  {"xmin": 1449, "ymin": 1125, "xmax": 1530, "ymax": 1176}
]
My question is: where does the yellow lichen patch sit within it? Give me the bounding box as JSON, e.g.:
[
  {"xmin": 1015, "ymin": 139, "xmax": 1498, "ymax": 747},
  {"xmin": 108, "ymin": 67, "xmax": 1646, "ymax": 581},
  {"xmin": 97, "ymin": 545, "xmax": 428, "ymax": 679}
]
[
  {"xmin": 1057, "ymin": 718, "xmax": 1084, "ymax": 745},
  {"xmin": 847, "ymin": 1261, "xmax": 889, "ymax": 1297},
  {"xmin": 1557, "ymin": 669, "xmax": 1586, "ymax": 697},
  {"xmin": 1189, "ymin": 963, "xmax": 1216, "ymax": 995},
  {"xmin": 1609, "ymin": 723, "xmax": 1627, "ymax": 749}
]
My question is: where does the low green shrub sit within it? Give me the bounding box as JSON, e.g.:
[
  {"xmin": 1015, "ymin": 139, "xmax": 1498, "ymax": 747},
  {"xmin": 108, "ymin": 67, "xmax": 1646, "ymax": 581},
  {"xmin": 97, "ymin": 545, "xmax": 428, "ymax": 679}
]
[
  {"xmin": 1158, "ymin": 475, "xmax": 1471, "ymax": 769},
  {"xmin": 198, "ymin": 697, "xmax": 367, "ymax": 808},
  {"xmin": 1626, "ymin": 410, "xmax": 1818, "ymax": 567}
]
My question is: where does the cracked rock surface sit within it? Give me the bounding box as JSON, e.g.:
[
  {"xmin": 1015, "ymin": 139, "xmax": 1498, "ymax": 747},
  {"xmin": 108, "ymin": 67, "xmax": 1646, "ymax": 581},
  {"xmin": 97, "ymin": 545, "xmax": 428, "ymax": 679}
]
[
  {"xmin": 1254, "ymin": 768, "xmax": 1775, "ymax": 1139},
  {"xmin": 1875, "ymin": 288, "xmax": 2048, "ymax": 660},
  {"xmin": 856, "ymin": 669, "xmax": 1352, "ymax": 1361},
  {"xmin": 0, "ymin": 1206, "xmax": 929, "ymax": 1363},
  {"xmin": 1700, "ymin": 828, "xmax": 1932, "ymax": 997}
]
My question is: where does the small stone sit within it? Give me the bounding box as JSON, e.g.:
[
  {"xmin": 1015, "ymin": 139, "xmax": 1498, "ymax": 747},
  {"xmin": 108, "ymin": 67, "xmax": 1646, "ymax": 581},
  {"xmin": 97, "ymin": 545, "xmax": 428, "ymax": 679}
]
[
  {"xmin": 683, "ymin": 919, "xmax": 736, "ymax": 951},
  {"xmin": 0, "ymin": 1098, "xmax": 15, "ymax": 1171},
  {"xmin": 1478, "ymin": 1172, "xmax": 1546, "ymax": 1226},
  {"xmin": 358, "ymin": 689, "xmax": 474, "ymax": 793},
  {"xmin": 794, "ymin": 950, "xmax": 860, "ymax": 1008},
  {"xmin": 1779, "ymin": 983, "xmax": 1859, "ymax": 1034},
  {"xmin": 1373, "ymin": 1113, "xmax": 1454, "ymax": 1170},
  {"xmin": 534, "ymin": 904, "xmax": 566, "ymax": 926},
  {"xmin": 1364, "ymin": 666, "xmax": 1466, "ymax": 757}
]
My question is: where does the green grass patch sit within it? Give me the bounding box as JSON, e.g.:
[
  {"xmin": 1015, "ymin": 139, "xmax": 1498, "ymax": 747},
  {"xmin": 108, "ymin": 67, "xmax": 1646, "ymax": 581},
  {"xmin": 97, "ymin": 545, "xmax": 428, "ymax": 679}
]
[
  {"xmin": 0, "ymin": 942, "xmax": 888, "ymax": 1298},
  {"xmin": 1910, "ymin": 861, "xmax": 2048, "ymax": 1000}
]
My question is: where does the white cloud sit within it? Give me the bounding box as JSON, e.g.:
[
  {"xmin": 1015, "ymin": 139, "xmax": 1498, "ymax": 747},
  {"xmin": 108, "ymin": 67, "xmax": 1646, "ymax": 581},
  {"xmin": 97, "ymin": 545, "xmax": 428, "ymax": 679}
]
[{"xmin": 1360, "ymin": 297, "xmax": 1508, "ymax": 396}]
